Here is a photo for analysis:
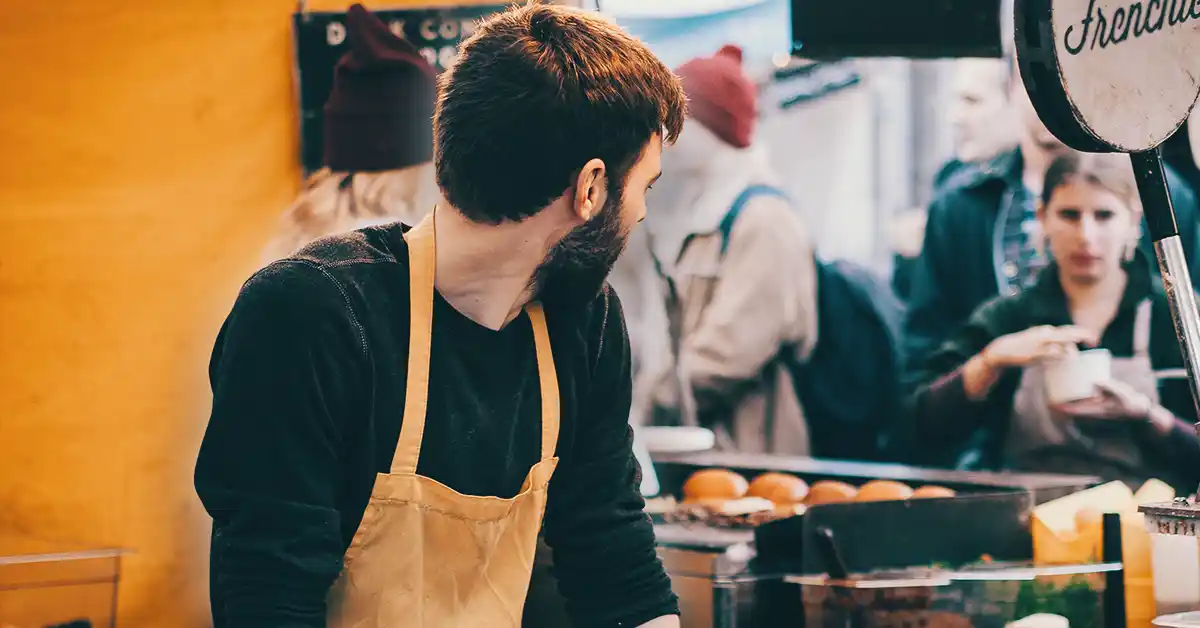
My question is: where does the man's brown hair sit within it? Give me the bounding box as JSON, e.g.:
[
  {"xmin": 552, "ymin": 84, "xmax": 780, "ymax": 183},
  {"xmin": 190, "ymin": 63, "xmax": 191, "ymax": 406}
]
[{"xmin": 433, "ymin": 3, "xmax": 686, "ymax": 224}]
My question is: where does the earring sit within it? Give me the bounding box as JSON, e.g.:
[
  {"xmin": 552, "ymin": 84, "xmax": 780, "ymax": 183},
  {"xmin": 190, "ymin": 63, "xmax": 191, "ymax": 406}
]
[{"xmin": 1124, "ymin": 240, "xmax": 1138, "ymax": 262}]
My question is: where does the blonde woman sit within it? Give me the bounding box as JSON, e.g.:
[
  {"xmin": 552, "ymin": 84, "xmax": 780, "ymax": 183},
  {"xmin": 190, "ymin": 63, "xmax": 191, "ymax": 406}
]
[
  {"xmin": 263, "ymin": 4, "xmax": 439, "ymax": 264},
  {"xmin": 910, "ymin": 152, "xmax": 1200, "ymax": 490},
  {"xmin": 262, "ymin": 165, "xmax": 439, "ymax": 263}
]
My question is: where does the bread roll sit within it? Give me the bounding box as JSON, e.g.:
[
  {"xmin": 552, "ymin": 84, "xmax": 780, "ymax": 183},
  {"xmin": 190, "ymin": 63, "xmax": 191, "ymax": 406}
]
[
  {"xmin": 912, "ymin": 485, "xmax": 957, "ymax": 499},
  {"xmin": 855, "ymin": 479, "xmax": 914, "ymax": 502},
  {"xmin": 683, "ymin": 468, "xmax": 749, "ymax": 501},
  {"xmin": 806, "ymin": 480, "xmax": 859, "ymax": 505},
  {"xmin": 747, "ymin": 472, "xmax": 810, "ymax": 505}
]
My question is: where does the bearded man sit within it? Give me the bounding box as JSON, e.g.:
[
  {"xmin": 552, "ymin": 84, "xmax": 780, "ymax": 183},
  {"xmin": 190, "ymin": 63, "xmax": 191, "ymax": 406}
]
[{"xmin": 194, "ymin": 4, "xmax": 686, "ymax": 627}]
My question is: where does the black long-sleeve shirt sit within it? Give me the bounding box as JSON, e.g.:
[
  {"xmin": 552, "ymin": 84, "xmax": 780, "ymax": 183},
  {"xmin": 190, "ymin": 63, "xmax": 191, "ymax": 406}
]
[{"xmin": 195, "ymin": 224, "xmax": 678, "ymax": 627}]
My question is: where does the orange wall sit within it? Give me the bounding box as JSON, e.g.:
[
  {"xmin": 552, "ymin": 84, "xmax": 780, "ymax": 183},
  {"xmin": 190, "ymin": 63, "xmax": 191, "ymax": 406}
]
[{"xmin": 0, "ymin": 1, "xmax": 507, "ymax": 625}]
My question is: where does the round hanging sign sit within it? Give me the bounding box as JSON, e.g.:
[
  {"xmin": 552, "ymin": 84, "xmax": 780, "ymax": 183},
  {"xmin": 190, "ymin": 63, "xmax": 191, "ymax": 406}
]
[{"xmin": 1015, "ymin": 0, "xmax": 1200, "ymax": 152}]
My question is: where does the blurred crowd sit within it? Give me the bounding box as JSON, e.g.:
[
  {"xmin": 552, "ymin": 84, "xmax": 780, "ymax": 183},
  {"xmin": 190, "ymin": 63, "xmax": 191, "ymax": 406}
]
[{"xmin": 264, "ymin": 35, "xmax": 1200, "ymax": 494}]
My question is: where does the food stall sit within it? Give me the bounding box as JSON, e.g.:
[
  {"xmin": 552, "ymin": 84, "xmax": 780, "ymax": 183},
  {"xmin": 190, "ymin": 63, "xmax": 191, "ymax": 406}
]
[{"xmin": 639, "ymin": 0, "xmax": 1200, "ymax": 622}]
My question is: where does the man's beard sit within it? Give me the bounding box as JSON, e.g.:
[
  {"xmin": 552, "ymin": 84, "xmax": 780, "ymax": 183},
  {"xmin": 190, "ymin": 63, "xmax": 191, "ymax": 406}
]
[{"xmin": 530, "ymin": 191, "xmax": 628, "ymax": 312}]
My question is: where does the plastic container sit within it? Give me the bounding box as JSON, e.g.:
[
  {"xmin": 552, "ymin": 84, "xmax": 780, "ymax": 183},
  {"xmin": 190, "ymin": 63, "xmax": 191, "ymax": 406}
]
[
  {"xmin": 1148, "ymin": 530, "xmax": 1200, "ymax": 617},
  {"xmin": 1154, "ymin": 610, "xmax": 1200, "ymax": 626}
]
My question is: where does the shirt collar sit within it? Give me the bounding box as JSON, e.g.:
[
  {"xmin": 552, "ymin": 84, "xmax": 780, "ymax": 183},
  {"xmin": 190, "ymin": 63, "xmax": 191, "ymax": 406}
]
[{"xmin": 1024, "ymin": 248, "xmax": 1154, "ymax": 321}]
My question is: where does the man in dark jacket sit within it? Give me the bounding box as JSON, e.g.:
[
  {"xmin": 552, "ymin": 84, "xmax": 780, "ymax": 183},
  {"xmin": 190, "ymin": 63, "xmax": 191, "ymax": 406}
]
[
  {"xmin": 902, "ymin": 71, "xmax": 1200, "ymax": 466},
  {"xmin": 892, "ymin": 59, "xmax": 1018, "ymax": 301}
]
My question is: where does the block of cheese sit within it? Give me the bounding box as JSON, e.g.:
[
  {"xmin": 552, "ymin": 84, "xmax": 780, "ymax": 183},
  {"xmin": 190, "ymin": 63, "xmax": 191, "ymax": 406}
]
[
  {"xmin": 1134, "ymin": 478, "xmax": 1175, "ymax": 506},
  {"xmin": 1033, "ymin": 481, "xmax": 1133, "ymax": 540}
]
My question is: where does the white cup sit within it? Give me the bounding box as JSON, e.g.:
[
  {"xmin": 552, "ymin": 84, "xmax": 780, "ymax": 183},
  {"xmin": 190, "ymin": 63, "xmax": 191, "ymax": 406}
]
[{"xmin": 1043, "ymin": 348, "xmax": 1112, "ymax": 404}]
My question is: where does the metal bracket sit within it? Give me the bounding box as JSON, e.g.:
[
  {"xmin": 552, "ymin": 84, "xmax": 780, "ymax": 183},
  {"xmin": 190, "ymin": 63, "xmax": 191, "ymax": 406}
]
[{"xmin": 1140, "ymin": 500, "xmax": 1200, "ymax": 537}]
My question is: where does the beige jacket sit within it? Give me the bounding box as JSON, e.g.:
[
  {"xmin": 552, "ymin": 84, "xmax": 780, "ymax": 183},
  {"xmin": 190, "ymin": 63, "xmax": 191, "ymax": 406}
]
[
  {"xmin": 666, "ymin": 193, "xmax": 817, "ymax": 454},
  {"xmin": 629, "ymin": 127, "xmax": 819, "ymax": 455}
]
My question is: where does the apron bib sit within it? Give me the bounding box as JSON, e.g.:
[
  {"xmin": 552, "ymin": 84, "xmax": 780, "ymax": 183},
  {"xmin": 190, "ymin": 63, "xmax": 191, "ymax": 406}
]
[
  {"xmin": 326, "ymin": 213, "xmax": 561, "ymax": 627},
  {"xmin": 1005, "ymin": 300, "xmax": 1157, "ymax": 486}
]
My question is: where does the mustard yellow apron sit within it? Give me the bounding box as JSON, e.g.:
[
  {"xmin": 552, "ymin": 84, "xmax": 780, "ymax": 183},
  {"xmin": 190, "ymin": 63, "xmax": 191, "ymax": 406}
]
[{"xmin": 326, "ymin": 214, "xmax": 561, "ymax": 627}]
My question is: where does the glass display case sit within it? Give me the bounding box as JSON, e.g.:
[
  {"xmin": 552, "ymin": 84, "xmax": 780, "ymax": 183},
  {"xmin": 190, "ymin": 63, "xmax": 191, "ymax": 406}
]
[
  {"xmin": 655, "ymin": 524, "xmax": 1120, "ymax": 628},
  {"xmin": 789, "ymin": 563, "xmax": 1118, "ymax": 628},
  {"xmin": 0, "ymin": 536, "xmax": 125, "ymax": 628}
]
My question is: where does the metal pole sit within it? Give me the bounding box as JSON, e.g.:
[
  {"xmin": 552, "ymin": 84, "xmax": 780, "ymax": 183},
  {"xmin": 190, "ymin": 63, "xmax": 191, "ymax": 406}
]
[{"xmin": 1130, "ymin": 148, "xmax": 1200, "ymax": 437}]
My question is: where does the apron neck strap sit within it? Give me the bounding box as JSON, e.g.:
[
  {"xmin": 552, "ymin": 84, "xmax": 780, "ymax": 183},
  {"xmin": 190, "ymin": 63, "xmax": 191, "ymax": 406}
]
[
  {"xmin": 394, "ymin": 214, "xmax": 438, "ymax": 475},
  {"xmin": 1133, "ymin": 299, "xmax": 1153, "ymax": 358},
  {"xmin": 393, "ymin": 212, "xmax": 561, "ymax": 475},
  {"xmin": 527, "ymin": 303, "xmax": 561, "ymax": 460}
]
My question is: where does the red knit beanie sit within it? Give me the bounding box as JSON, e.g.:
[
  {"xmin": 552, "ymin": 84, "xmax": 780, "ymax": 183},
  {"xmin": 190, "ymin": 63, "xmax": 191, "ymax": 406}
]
[
  {"xmin": 675, "ymin": 45, "xmax": 757, "ymax": 149},
  {"xmin": 323, "ymin": 4, "xmax": 438, "ymax": 172}
]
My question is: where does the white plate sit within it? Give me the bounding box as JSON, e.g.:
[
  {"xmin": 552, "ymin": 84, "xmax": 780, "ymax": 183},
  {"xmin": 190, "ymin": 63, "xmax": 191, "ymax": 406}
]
[
  {"xmin": 635, "ymin": 426, "xmax": 715, "ymax": 454},
  {"xmin": 1155, "ymin": 611, "xmax": 1200, "ymax": 627}
]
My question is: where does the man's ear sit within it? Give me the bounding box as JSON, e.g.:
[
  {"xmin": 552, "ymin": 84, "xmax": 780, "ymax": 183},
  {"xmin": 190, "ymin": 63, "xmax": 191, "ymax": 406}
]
[{"xmin": 573, "ymin": 158, "xmax": 607, "ymax": 222}]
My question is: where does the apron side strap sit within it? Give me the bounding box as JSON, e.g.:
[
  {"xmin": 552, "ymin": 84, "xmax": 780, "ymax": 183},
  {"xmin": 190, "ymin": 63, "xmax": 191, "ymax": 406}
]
[
  {"xmin": 1155, "ymin": 368, "xmax": 1189, "ymax": 380},
  {"xmin": 1133, "ymin": 299, "xmax": 1153, "ymax": 358},
  {"xmin": 527, "ymin": 303, "xmax": 561, "ymax": 460}
]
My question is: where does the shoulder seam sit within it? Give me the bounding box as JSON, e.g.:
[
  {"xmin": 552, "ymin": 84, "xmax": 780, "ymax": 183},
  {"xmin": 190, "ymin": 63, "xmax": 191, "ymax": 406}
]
[
  {"xmin": 323, "ymin": 257, "xmax": 401, "ymax": 269},
  {"xmin": 277, "ymin": 259, "xmax": 370, "ymax": 358}
]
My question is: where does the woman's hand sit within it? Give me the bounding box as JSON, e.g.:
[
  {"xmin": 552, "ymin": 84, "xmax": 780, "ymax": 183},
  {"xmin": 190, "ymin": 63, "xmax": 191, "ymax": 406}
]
[
  {"xmin": 981, "ymin": 325, "xmax": 1098, "ymax": 370},
  {"xmin": 1054, "ymin": 380, "xmax": 1176, "ymax": 434},
  {"xmin": 1053, "ymin": 379, "xmax": 1152, "ymax": 420},
  {"xmin": 963, "ymin": 325, "xmax": 1095, "ymax": 401}
]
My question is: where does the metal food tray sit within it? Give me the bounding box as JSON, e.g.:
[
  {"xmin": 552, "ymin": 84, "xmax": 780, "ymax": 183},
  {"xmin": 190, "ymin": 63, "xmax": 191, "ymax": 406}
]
[
  {"xmin": 651, "ymin": 450, "xmax": 1100, "ymax": 505},
  {"xmin": 1140, "ymin": 500, "xmax": 1200, "ymax": 537}
]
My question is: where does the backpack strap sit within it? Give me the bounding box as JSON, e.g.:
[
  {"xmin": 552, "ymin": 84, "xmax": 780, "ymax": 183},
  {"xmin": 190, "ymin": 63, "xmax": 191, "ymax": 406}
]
[{"xmin": 718, "ymin": 185, "xmax": 792, "ymax": 256}]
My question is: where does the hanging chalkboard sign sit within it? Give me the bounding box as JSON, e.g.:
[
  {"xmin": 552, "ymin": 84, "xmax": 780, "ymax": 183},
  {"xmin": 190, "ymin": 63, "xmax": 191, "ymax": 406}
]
[
  {"xmin": 292, "ymin": 5, "xmax": 508, "ymax": 173},
  {"xmin": 1015, "ymin": 0, "xmax": 1200, "ymax": 153}
]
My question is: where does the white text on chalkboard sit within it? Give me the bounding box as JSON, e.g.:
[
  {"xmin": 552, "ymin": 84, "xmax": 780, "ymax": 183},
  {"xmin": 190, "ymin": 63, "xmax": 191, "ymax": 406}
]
[
  {"xmin": 387, "ymin": 18, "xmax": 481, "ymax": 42},
  {"xmin": 323, "ymin": 18, "xmax": 481, "ymax": 47}
]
